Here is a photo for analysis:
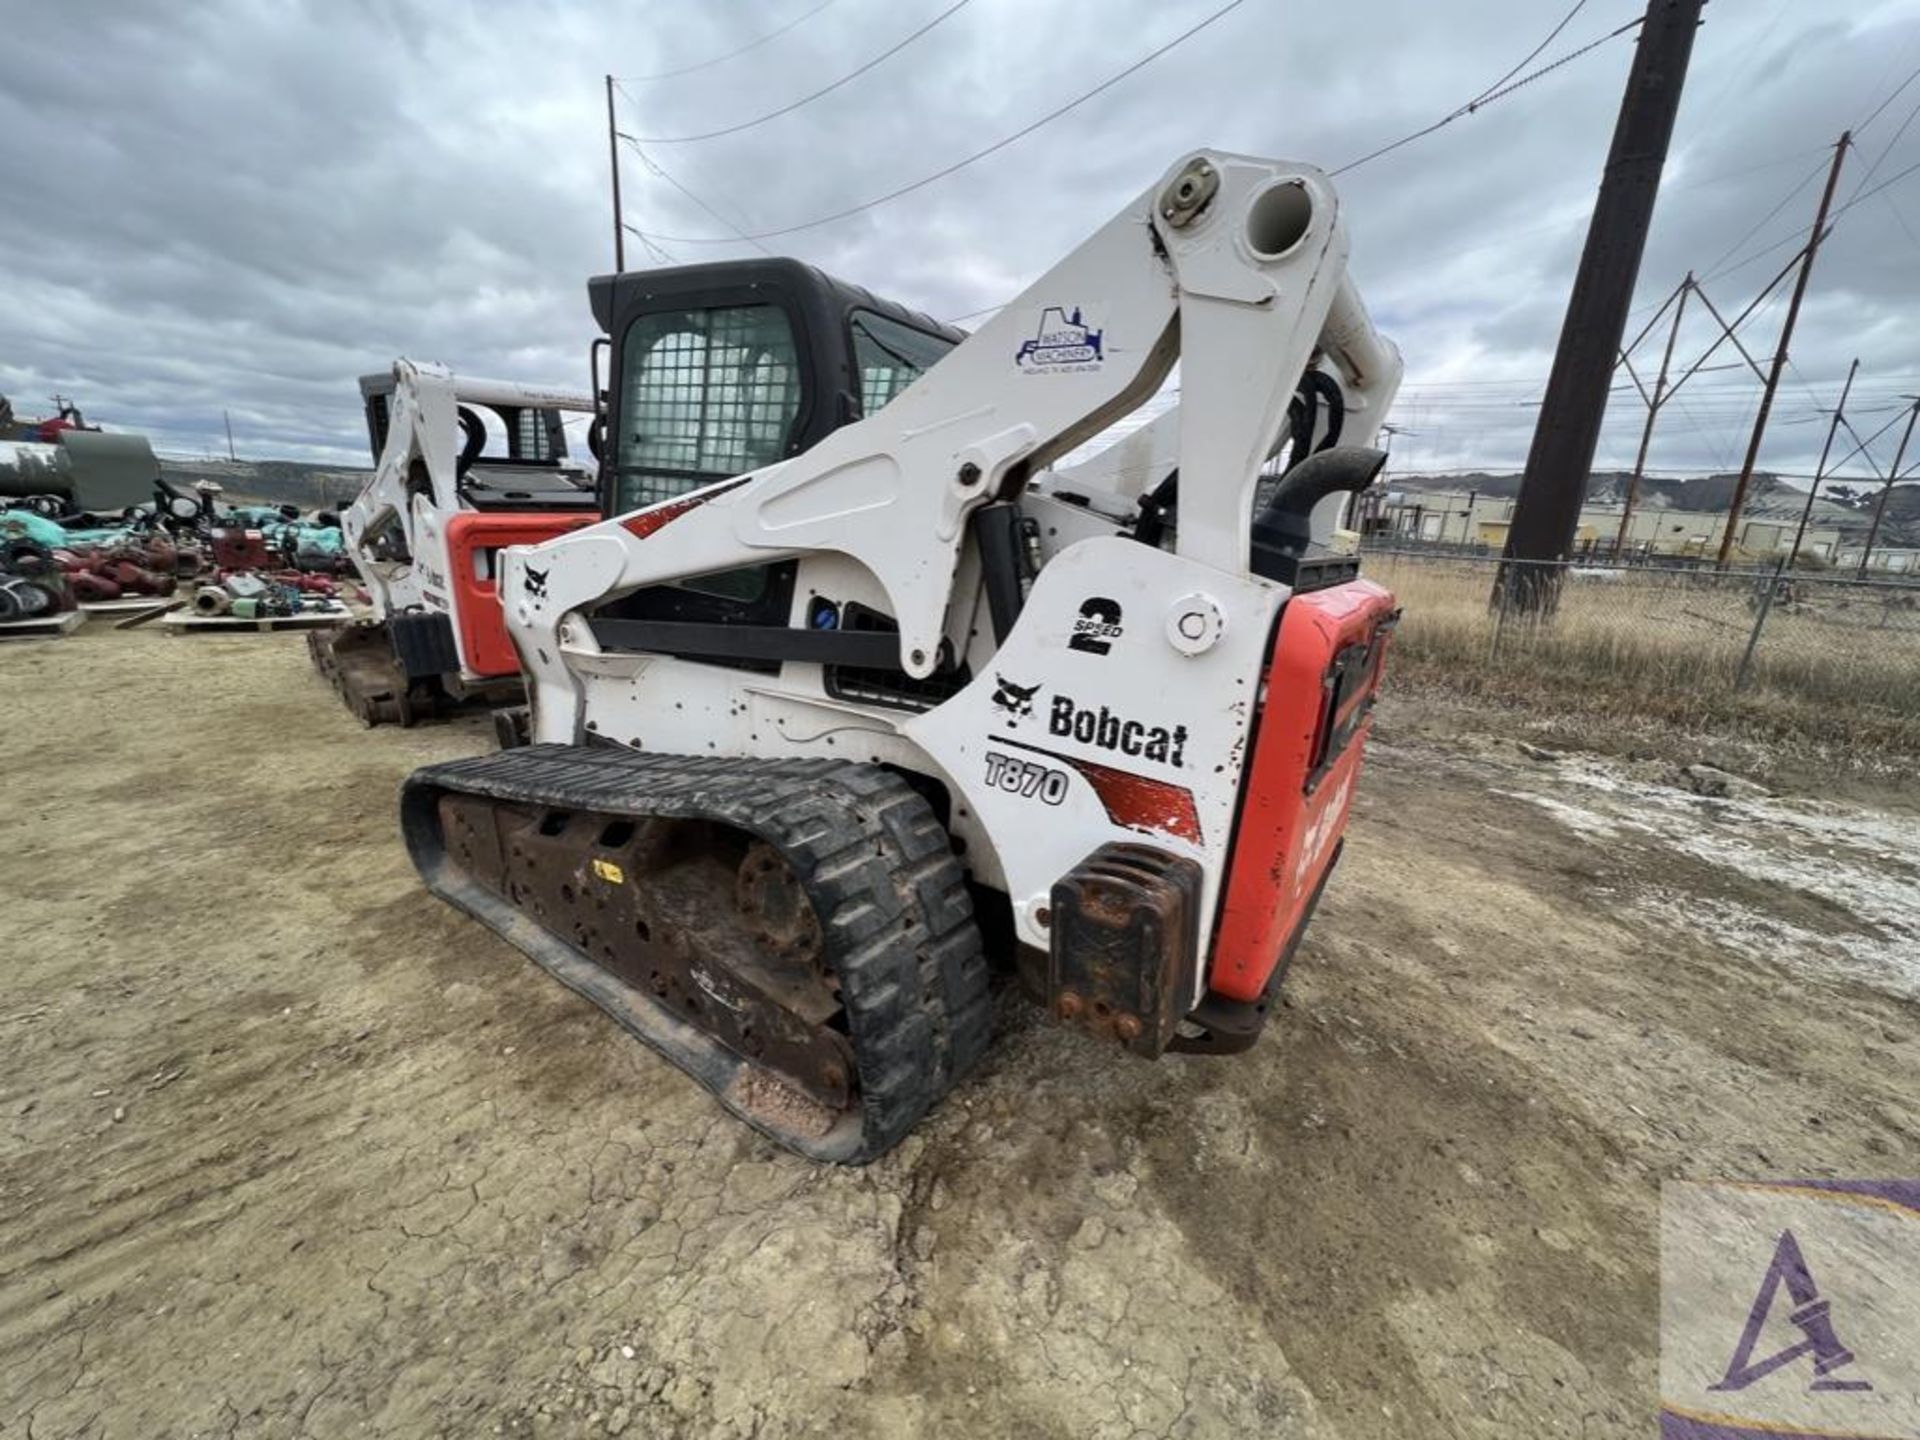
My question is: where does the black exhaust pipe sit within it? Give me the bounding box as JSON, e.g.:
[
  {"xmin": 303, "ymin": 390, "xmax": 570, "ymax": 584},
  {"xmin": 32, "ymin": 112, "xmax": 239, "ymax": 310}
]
[{"xmin": 1250, "ymin": 446, "xmax": 1387, "ymax": 586}]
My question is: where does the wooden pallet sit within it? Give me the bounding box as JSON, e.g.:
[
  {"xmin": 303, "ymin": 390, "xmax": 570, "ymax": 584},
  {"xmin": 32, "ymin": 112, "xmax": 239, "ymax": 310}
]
[
  {"xmin": 0, "ymin": 610, "xmax": 86, "ymax": 642},
  {"xmin": 161, "ymin": 605, "xmax": 351, "ymax": 635},
  {"xmin": 80, "ymin": 595, "xmax": 180, "ymax": 614}
]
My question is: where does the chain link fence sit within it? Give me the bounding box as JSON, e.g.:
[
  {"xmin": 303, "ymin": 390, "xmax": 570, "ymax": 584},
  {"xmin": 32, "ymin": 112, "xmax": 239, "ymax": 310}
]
[{"xmin": 1359, "ymin": 548, "xmax": 1920, "ymax": 743}]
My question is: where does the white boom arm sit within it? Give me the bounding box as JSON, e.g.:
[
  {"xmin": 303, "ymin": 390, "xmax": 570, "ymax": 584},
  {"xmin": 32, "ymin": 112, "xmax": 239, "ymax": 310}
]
[
  {"xmin": 343, "ymin": 360, "xmax": 594, "ymax": 625},
  {"xmin": 506, "ymin": 152, "xmax": 1398, "ymax": 677}
]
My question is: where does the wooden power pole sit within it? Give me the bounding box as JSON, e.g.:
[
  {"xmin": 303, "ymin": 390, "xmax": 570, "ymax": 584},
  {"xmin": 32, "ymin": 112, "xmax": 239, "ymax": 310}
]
[
  {"xmin": 606, "ymin": 74, "xmax": 627, "ymax": 273},
  {"xmin": 1715, "ymin": 132, "xmax": 1850, "ymax": 568},
  {"xmin": 1497, "ymin": 0, "xmax": 1705, "ymax": 609}
]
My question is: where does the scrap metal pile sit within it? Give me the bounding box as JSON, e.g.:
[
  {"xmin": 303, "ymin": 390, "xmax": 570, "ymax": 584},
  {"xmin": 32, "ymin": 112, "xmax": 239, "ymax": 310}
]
[{"xmin": 0, "ymin": 479, "xmax": 353, "ymax": 626}]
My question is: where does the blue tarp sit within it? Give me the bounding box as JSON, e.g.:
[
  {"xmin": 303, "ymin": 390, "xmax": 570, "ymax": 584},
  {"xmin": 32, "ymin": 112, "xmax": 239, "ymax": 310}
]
[{"xmin": 0, "ymin": 510, "xmax": 71, "ymax": 548}]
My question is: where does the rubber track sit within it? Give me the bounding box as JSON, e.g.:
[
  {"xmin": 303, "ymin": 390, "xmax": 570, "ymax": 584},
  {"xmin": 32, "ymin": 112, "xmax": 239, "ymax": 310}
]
[{"xmin": 401, "ymin": 744, "xmax": 991, "ymax": 1163}]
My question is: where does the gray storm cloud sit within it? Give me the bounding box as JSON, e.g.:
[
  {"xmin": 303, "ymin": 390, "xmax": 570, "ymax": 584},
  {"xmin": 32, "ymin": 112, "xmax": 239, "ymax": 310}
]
[{"xmin": 1, "ymin": 0, "xmax": 1915, "ymax": 480}]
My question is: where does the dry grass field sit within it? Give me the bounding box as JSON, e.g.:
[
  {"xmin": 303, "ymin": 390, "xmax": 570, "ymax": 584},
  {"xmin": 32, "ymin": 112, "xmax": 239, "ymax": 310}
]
[{"xmin": 1366, "ymin": 554, "xmax": 1920, "ymax": 753}]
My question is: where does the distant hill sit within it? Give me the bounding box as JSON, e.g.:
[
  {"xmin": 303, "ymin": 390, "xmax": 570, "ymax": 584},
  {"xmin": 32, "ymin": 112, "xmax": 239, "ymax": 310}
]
[{"xmin": 158, "ymin": 457, "xmax": 370, "ymax": 513}]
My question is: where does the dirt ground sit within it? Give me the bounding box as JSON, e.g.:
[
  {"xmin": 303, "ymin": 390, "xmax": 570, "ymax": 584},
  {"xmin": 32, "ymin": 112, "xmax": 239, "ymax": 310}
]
[{"xmin": 2, "ymin": 626, "xmax": 1915, "ymax": 1439}]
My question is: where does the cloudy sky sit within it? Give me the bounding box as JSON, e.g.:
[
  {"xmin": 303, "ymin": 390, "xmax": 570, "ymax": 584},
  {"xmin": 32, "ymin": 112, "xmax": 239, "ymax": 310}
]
[{"xmin": 3, "ymin": 0, "xmax": 1917, "ymax": 484}]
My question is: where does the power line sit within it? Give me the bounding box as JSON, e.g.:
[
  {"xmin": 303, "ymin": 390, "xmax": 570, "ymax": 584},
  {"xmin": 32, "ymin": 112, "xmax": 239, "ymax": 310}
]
[
  {"xmin": 1701, "ymin": 138, "xmax": 1920, "ymax": 287},
  {"xmin": 1696, "ymin": 157, "xmax": 1828, "ymax": 279},
  {"xmin": 1465, "ymin": 0, "xmax": 1592, "ymax": 106},
  {"xmin": 1852, "ymin": 56, "xmax": 1920, "ymax": 137},
  {"xmin": 1699, "ymin": 152, "xmax": 1920, "ymax": 284},
  {"xmin": 1846, "ymin": 91, "xmax": 1920, "ymax": 201},
  {"xmin": 1881, "ymin": 188, "xmax": 1920, "ymax": 250},
  {"xmin": 615, "ymin": 0, "xmax": 840, "ymax": 84},
  {"xmin": 940, "ymin": 6, "xmax": 1638, "ymax": 325},
  {"xmin": 1332, "ymin": 7, "xmax": 1638, "ymax": 175},
  {"xmin": 623, "ymin": 226, "xmax": 680, "ymax": 265},
  {"xmin": 637, "ymin": 0, "xmax": 1254, "ymax": 244},
  {"xmin": 1620, "ymin": 59, "xmax": 1919, "ymax": 320},
  {"xmin": 625, "ymin": 0, "xmax": 977, "ymax": 144},
  {"xmin": 1839, "ymin": 154, "xmax": 1920, "ymax": 215},
  {"xmin": 615, "ymin": 123, "xmax": 777, "ymax": 256},
  {"xmin": 1687, "ymin": 0, "xmax": 1791, "ymax": 136}
]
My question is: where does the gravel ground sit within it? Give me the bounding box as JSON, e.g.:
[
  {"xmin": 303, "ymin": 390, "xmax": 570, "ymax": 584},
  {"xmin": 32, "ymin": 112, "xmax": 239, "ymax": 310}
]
[{"xmin": 2, "ymin": 626, "xmax": 1913, "ymax": 1438}]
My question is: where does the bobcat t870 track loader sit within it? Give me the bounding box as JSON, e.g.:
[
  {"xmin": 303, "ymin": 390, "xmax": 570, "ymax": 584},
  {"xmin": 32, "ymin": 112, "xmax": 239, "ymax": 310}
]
[
  {"xmin": 401, "ymin": 151, "xmax": 1403, "ymax": 1162},
  {"xmin": 310, "ymin": 364, "xmax": 601, "ymax": 726}
]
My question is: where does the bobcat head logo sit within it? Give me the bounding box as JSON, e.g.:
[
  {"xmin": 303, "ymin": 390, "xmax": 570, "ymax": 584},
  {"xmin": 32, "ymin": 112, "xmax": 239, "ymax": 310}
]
[
  {"xmin": 523, "ymin": 565, "xmax": 549, "ymax": 600},
  {"xmin": 991, "ymin": 675, "xmax": 1039, "ymax": 720}
]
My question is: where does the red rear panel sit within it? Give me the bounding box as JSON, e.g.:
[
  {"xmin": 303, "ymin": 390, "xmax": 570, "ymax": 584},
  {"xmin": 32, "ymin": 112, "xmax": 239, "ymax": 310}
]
[
  {"xmin": 443, "ymin": 512, "xmax": 596, "ymax": 678},
  {"xmin": 1208, "ymin": 579, "xmax": 1396, "ymax": 1002}
]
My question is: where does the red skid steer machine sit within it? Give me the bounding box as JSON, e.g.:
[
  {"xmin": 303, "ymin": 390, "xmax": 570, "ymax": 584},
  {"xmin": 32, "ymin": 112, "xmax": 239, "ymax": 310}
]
[{"xmin": 401, "ymin": 151, "xmax": 1403, "ymax": 1161}]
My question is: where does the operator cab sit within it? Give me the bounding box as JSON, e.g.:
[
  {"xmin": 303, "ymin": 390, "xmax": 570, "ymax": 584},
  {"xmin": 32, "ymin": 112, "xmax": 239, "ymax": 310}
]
[
  {"xmin": 356, "ymin": 373, "xmax": 596, "ymax": 513},
  {"xmin": 589, "ymin": 258, "xmax": 963, "ymax": 517},
  {"xmin": 586, "ymin": 259, "xmax": 963, "ymax": 670}
]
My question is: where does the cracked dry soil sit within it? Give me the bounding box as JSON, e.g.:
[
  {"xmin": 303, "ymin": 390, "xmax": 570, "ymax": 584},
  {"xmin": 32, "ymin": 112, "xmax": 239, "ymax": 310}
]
[{"xmin": 2, "ymin": 630, "xmax": 1914, "ymax": 1438}]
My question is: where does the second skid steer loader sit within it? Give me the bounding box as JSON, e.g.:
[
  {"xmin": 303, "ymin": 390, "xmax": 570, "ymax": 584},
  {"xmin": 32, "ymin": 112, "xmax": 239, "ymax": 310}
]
[
  {"xmin": 401, "ymin": 150, "xmax": 1403, "ymax": 1162},
  {"xmin": 311, "ymin": 364, "xmax": 601, "ymax": 726}
]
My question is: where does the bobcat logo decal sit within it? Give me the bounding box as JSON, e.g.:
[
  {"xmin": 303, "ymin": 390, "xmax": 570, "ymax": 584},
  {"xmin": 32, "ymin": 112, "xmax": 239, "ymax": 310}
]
[
  {"xmin": 991, "ymin": 675, "xmax": 1040, "ymax": 722},
  {"xmin": 523, "ymin": 565, "xmax": 549, "ymax": 600}
]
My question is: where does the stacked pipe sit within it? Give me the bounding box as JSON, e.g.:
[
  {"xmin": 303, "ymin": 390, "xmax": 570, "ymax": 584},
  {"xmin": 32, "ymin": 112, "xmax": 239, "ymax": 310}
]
[{"xmin": 56, "ymin": 536, "xmax": 205, "ymax": 601}]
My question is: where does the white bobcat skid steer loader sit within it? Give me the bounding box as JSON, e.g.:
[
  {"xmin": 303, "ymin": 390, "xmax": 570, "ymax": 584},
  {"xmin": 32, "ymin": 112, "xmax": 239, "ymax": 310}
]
[
  {"xmin": 401, "ymin": 151, "xmax": 1403, "ymax": 1162},
  {"xmin": 310, "ymin": 362, "xmax": 599, "ymax": 726}
]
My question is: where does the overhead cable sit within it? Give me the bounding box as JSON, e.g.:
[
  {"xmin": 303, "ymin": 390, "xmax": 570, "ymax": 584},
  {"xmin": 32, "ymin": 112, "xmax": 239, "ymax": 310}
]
[
  {"xmin": 1331, "ymin": 13, "xmax": 1641, "ymax": 176},
  {"xmin": 637, "ymin": 0, "xmax": 1253, "ymax": 243},
  {"xmin": 616, "ymin": 0, "xmax": 840, "ymax": 84},
  {"xmin": 944, "ymin": 8, "xmax": 1640, "ymax": 324},
  {"xmin": 626, "ymin": 0, "xmax": 978, "ymax": 144},
  {"xmin": 616, "ymin": 125, "xmax": 777, "ymax": 256}
]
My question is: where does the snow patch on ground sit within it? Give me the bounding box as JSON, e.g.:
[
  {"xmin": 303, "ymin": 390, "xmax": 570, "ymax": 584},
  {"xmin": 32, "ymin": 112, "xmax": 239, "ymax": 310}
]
[{"xmin": 1505, "ymin": 755, "xmax": 1920, "ymax": 1002}]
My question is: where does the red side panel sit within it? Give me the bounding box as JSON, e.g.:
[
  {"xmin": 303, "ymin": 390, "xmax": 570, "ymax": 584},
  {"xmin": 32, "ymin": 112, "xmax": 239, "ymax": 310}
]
[
  {"xmin": 443, "ymin": 512, "xmax": 596, "ymax": 678},
  {"xmin": 1208, "ymin": 579, "xmax": 1397, "ymax": 1002}
]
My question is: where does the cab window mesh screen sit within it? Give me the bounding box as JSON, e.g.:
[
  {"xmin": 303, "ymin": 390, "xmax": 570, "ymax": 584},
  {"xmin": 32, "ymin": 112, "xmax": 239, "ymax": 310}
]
[
  {"xmin": 850, "ymin": 309, "xmax": 954, "ymax": 415},
  {"xmin": 513, "ymin": 408, "xmax": 556, "ymax": 462},
  {"xmin": 615, "ymin": 304, "xmax": 801, "ymax": 513}
]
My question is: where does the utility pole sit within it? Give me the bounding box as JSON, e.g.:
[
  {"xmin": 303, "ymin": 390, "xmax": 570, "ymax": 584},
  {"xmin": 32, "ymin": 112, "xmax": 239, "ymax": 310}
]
[
  {"xmin": 223, "ymin": 409, "xmax": 236, "ymax": 462},
  {"xmin": 1614, "ymin": 273, "xmax": 1692, "ymax": 559},
  {"xmin": 1715, "ymin": 132, "xmax": 1850, "ymax": 568},
  {"xmin": 1497, "ymin": 0, "xmax": 1706, "ymax": 611},
  {"xmin": 606, "ymin": 74, "xmax": 626, "ymax": 273},
  {"xmin": 1858, "ymin": 396, "xmax": 1920, "ymax": 577},
  {"xmin": 1786, "ymin": 358, "xmax": 1856, "ymax": 570}
]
